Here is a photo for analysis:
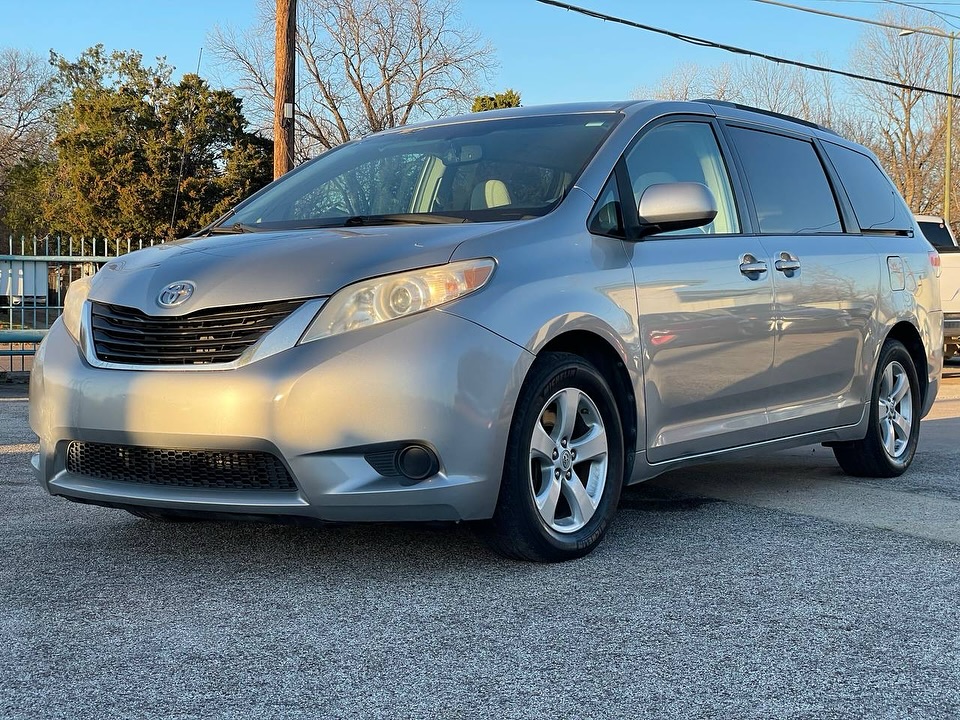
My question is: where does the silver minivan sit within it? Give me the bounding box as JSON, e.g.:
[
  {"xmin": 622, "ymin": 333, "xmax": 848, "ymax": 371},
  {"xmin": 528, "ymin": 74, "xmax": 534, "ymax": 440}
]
[{"xmin": 30, "ymin": 100, "xmax": 943, "ymax": 561}]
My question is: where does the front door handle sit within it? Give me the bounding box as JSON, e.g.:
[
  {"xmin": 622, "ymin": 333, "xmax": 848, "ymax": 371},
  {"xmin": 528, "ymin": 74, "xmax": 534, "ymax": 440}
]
[
  {"xmin": 740, "ymin": 253, "xmax": 768, "ymax": 277},
  {"xmin": 775, "ymin": 251, "xmax": 801, "ymax": 274}
]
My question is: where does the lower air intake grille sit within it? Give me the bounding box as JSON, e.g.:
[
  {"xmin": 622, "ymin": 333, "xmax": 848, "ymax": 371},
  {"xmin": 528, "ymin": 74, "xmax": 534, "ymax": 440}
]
[
  {"xmin": 66, "ymin": 442, "xmax": 297, "ymax": 491},
  {"xmin": 90, "ymin": 298, "xmax": 305, "ymax": 366}
]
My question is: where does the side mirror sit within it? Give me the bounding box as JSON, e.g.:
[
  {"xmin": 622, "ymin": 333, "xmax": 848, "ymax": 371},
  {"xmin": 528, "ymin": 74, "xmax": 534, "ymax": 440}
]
[{"xmin": 636, "ymin": 182, "xmax": 718, "ymax": 237}]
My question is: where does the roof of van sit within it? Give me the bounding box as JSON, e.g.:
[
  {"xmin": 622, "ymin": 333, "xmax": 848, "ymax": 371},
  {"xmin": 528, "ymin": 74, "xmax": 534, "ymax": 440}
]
[{"xmin": 386, "ymin": 99, "xmax": 841, "ymax": 138}]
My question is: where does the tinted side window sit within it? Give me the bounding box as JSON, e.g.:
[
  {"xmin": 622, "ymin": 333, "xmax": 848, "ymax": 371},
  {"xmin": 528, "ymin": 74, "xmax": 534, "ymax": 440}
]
[
  {"xmin": 624, "ymin": 121, "xmax": 740, "ymax": 235},
  {"xmin": 822, "ymin": 141, "xmax": 913, "ymax": 233},
  {"xmin": 728, "ymin": 127, "xmax": 842, "ymax": 234}
]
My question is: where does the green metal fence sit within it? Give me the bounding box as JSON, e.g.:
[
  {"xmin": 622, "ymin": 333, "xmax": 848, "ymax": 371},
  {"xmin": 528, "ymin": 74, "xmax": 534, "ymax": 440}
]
[{"xmin": 0, "ymin": 235, "xmax": 162, "ymax": 372}]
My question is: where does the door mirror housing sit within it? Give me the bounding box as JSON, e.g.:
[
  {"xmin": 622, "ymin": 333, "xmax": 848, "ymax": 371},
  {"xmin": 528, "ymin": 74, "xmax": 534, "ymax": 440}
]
[{"xmin": 636, "ymin": 182, "xmax": 718, "ymax": 238}]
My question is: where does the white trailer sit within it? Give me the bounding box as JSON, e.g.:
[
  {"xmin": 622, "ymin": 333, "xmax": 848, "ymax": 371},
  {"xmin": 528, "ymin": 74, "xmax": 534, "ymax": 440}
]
[{"xmin": 0, "ymin": 260, "xmax": 49, "ymax": 306}]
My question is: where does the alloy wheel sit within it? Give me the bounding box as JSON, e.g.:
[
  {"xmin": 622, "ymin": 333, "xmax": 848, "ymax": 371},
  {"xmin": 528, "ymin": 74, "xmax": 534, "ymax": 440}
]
[
  {"xmin": 528, "ymin": 387, "xmax": 608, "ymax": 533},
  {"xmin": 877, "ymin": 359, "xmax": 913, "ymax": 460}
]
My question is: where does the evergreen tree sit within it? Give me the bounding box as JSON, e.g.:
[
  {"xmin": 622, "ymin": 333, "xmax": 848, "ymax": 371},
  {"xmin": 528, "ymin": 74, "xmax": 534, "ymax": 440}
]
[
  {"xmin": 7, "ymin": 46, "xmax": 273, "ymax": 244},
  {"xmin": 471, "ymin": 89, "xmax": 521, "ymax": 113}
]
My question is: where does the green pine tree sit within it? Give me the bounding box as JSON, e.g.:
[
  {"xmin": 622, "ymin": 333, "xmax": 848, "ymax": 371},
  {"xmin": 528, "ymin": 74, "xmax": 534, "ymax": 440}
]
[{"xmin": 471, "ymin": 89, "xmax": 522, "ymax": 113}]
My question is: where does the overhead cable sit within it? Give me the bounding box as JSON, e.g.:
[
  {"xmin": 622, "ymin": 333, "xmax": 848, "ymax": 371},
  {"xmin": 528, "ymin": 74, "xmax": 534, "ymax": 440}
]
[
  {"xmin": 810, "ymin": 0, "xmax": 960, "ymax": 28},
  {"xmin": 533, "ymin": 0, "xmax": 960, "ymax": 99}
]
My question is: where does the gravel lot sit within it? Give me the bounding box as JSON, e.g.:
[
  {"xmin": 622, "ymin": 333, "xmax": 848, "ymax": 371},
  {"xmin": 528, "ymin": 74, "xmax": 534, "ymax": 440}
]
[{"xmin": 1, "ymin": 380, "xmax": 959, "ymax": 719}]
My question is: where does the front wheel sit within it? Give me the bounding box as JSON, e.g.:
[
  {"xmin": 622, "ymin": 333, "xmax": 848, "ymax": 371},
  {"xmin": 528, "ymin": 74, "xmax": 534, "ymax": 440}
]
[
  {"xmin": 833, "ymin": 340, "xmax": 921, "ymax": 477},
  {"xmin": 482, "ymin": 352, "xmax": 625, "ymax": 562}
]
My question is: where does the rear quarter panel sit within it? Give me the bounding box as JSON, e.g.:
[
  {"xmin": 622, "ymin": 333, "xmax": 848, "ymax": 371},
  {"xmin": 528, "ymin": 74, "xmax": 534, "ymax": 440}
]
[{"xmin": 867, "ymin": 234, "xmax": 942, "ymax": 416}]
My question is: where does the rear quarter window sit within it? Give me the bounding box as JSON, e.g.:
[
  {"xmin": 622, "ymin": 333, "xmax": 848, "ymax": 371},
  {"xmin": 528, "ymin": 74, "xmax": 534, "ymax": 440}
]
[{"xmin": 822, "ymin": 141, "xmax": 913, "ymax": 234}]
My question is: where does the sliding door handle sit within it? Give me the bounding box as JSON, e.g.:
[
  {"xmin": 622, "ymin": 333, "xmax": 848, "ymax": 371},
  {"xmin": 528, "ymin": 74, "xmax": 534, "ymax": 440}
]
[
  {"xmin": 740, "ymin": 253, "xmax": 768, "ymax": 277},
  {"xmin": 775, "ymin": 251, "xmax": 801, "ymax": 273}
]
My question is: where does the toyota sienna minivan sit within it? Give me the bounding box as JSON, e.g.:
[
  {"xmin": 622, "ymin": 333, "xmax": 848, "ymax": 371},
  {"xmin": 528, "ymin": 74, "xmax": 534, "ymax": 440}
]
[{"xmin": 30, "ymin": 100, "xmax": 943, "ymax": 561}]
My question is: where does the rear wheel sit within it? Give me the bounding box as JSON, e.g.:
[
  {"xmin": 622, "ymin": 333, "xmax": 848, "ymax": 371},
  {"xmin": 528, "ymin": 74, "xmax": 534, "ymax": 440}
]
[
  {"xmin": 482, "ymin": 352, "xmax": 624, "ymax": 562},
  {"xmin": 833, "ymin": 340, "xmax": 921, "ymax": 477}
]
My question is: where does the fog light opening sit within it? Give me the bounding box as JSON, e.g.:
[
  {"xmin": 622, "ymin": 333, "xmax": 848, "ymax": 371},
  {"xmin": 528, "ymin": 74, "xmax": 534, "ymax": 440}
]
[{"xmin": 397, "ymin": 444, "xmax": 440, "ymax": 481}]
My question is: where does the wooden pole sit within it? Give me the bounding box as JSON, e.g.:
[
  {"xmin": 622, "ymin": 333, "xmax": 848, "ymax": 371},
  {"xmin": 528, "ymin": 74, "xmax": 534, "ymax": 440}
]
[{"xmin": 274, "ymin": 0, "xmax": 296, "ymax": 179}]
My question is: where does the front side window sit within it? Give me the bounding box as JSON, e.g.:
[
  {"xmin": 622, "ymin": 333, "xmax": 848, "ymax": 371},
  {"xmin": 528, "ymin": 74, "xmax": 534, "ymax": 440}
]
[
  {"xmin": 215, "ymin": 113, "xmax": 621, "ymax": 231},
  {"xmin": 623, "ymin": 121, "xmax": 741, "ymax": 235},
  {"xmin": 728, "ymin": 126, "xmax": 842, "ymax": 234}
]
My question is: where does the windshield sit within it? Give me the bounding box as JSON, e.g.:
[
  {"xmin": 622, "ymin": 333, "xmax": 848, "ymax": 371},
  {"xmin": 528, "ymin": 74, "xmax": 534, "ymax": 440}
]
[{"xmin": 215, "ymin": 113, "xmax": 620, "ymax": 231}]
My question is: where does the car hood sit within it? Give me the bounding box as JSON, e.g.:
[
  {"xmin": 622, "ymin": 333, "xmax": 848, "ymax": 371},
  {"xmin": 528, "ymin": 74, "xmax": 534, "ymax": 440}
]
[{"xmin": 88, "ymin": 224, "xmax": 506, "ymax": 314}]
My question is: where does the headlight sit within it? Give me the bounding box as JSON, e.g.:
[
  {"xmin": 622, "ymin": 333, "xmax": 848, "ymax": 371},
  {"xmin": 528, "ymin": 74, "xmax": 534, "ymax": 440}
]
[
  {"xmin": 301, "ymin": 258, "xmax": 496, "ymax": 343},
  {"xmin": 62, "ymin": 276, "xmax": 93, "ymax": 343}
]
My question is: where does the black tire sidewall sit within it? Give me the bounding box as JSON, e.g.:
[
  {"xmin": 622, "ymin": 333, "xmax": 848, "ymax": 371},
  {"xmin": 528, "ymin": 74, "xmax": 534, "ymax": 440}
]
[
  {"xmin": 500, "ymin": 353, "xmax": 624, "ymax": 559},
  {"xmin": 868, "ymin": 341, "xmax": 921, "ymax": 473}
]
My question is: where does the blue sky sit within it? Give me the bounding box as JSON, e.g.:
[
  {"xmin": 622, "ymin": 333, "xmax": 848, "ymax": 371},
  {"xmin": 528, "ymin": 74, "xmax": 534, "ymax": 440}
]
[{"xmin": 0, "ymin": 0, "xmax": 952, "ymax": 105}]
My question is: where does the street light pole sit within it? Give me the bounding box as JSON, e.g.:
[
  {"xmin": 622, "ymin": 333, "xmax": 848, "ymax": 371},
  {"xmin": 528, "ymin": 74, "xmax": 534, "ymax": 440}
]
[
  {"xmin": 900, "ymin": 26, "xmax": 956, "ymax": 225},
  {"xmin": 946, "ymin": 33, "xmax": 954, "ymax": 224}
]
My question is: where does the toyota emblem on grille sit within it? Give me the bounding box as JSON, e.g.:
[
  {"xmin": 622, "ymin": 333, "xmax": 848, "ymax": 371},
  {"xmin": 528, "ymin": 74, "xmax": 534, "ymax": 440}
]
[{"xmin": 157, "ymin": 281, "xmax": 195, "ymax": 307}]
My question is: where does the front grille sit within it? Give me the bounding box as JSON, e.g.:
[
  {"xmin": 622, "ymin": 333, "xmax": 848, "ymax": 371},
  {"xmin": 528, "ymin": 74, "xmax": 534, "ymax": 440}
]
[
  {"xmin": 90, "ymin": 299, "xmax": 305, "ymax": 365},
  {"xmin": 66, "ymin": 441, "xmax": 297, "ymax": 491}
]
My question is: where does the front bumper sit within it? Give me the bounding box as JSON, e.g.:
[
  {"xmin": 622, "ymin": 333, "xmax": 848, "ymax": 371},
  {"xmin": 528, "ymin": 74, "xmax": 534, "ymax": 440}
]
[{"xmin": 30, "ymin": 311, "xmax": 532, "ymax": 522}]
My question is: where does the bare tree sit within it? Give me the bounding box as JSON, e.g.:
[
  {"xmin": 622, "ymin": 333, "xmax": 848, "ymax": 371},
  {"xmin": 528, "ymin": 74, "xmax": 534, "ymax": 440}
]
[
  {"xmin": 0, "ymin": 48, "xmax": 55, "ymax": 179},
  {"xmin": 850, "ymin": 10, "xmax": 946, "ymax": 216},
  {"xmin": 636, "ymin": 58, "xmax": 847, "ymax": 126},
  {"xmin": 210, "ymin": 0, "xmax": 494, "ymax": 159},
  {"xmin": 634, "ymin": 62, "xmax": 738, "ymax": 103}
]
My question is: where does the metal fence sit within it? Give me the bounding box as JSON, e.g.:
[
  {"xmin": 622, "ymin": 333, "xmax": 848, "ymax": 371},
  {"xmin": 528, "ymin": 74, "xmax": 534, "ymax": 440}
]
[{"xmin": 0, "ymin": 235, "xmax": 162, "ymax": 372}]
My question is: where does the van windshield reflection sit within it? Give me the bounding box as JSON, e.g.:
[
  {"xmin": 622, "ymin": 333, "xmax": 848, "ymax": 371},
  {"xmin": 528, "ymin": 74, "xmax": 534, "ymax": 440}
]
[{"xmin": 213, "ymin": 113, "xmax": 620, "ymax": 232}]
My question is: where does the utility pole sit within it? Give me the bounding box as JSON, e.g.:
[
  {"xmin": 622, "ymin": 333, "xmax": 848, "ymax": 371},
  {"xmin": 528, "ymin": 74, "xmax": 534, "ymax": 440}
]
[{"xmin": 274, "ymin": 0, "xmax": 297, "ymax": 179}]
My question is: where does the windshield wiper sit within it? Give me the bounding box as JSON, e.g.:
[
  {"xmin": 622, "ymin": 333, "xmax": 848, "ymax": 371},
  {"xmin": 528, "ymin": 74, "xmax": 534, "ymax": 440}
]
[
  {"xmin": 343, "ymin": 213, "xmax": 470, "ymax": 227},
  {"xmin": 207, "ymin": 222, "xmax": 261, "ymax": 235}
]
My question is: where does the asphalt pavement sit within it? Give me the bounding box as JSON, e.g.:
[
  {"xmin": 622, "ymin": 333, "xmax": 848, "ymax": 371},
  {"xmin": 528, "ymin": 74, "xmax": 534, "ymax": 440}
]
[{"xmin": 1, "ymin": 378, "xmax": 959, "ymax": 719}]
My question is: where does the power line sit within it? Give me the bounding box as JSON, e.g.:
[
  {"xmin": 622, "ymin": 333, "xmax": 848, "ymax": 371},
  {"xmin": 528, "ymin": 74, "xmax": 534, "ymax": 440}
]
[
  {"xmin": 812, "ymin": 0, "xmax": 960, "ymax": 21},
  {"xmin": 533, "ymin": 0, "xmax": 960, "ymax": 98},
  {"xmin": 756, "ymin": 0, "xmax": 953, "ymax": 37},
  {"xmin": 758, "ymin": 0, "xmax": 960, "ymax": 49},
  {"xmin": 806, "ymin": 0, "xmax": 960, "ymax": 33},
  {"xmin": 878, "ymin": 1, "xmax": 960, "ymax": 30}
]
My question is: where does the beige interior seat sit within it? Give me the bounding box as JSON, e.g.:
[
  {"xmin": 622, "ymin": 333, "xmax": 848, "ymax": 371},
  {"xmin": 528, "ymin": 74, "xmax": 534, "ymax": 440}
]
[{"xmin": 470, "ymin": 180, "xmax": 512, "ymax": 209}]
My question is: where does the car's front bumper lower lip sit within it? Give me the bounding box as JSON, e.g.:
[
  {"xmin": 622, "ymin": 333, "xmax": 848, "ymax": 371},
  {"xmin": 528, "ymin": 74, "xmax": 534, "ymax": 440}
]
[{"xmin": 30, "ymin": 310, "xmax": 532, "ymax": 522}]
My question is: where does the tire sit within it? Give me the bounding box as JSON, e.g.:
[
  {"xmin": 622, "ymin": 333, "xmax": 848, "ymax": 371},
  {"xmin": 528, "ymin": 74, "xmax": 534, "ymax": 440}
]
[
  {"xmin": 482, "ymin": 352, "xmax": 625, "ymax": 562},
  {"xmin": 833, "ymin": 340, "xmax": 921, "ymax": 478}
]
